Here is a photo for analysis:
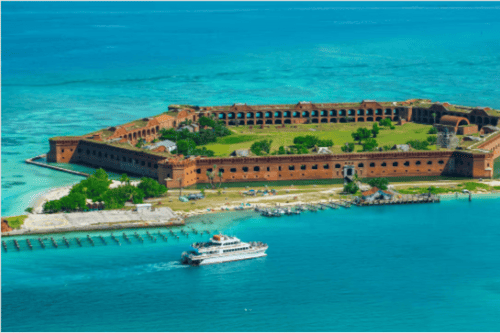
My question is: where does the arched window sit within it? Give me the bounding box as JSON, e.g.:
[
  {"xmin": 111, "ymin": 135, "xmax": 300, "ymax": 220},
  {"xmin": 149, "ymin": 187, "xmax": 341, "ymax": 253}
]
[
  {"xmin": 370, "ymin": 162, "xmax": 375, "ymax": 167},
  {"xmin": 196, "ymin": 169, "xmax": 201, "ymax": 174},
  {"xmin": 438, "ymin": 160, "xmax": 444, "ymax": 165},
  {"xmin": 254, "ymin": 166, "xmax": 260, "ymax": 172},
  {"xmin": 300, "ymin": 165, "xmax": 306, "ymax": 170},
  {"xmin": 358, "ymin": 163, "xmax": 364, "ymax": 168},
  {"xmin": 242, "ymin": 167, "xmax": 248, "ymax": 172},
  {"xmin": 381, "ymin": 162, "xmax": 387, "ymax": 167},
  {"xmin": 393, "ymin": 162, "xmax": 398, "ymax": 167},
  {"xmin": 230, "ymin": 168, "xmax": 237, "ymax": 173},
  {"xmin": 404, "ymin": 161, "xmax": 410, "ymax": 166},
  {"xmin": 312, "ymin": 164, "xmax": 318, "ymax": 170},
  {"xmin": 335, "ymin": 164, "xmax": 341, "ymax": 168},
  {"xmin": 427, "ymin": 161, "xmax": 433, "ymax": 165},
  {"xmin": 289, "ymin": 165, "xmax": 295, "ymax": 171},
  {"xmin": 323, "ymin": 164, "xmax": 329, "ymax": 169},
  {"xmin": 416, "ymin": 161, "xmax": 421, "ymax": 165}
]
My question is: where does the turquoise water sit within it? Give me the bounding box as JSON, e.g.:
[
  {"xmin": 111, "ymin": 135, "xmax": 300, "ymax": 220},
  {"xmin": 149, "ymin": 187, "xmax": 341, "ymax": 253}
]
[
  {"xmin": 3, "ymin": 2, "xmax": 500, "ymax": 216},
  {"xmin": 2, "ymin": 197, "xmax": 500, "ymax": 332}
]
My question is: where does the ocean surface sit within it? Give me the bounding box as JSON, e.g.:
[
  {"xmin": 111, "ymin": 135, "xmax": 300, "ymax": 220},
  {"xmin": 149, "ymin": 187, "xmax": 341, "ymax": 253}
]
[
  {"xmin": 2, "ymin": 196, "xmax": 500, "ymax": 332},
  {"xmin": 2, "ymin": 2, "xmax": 500, "ymax": 216}
]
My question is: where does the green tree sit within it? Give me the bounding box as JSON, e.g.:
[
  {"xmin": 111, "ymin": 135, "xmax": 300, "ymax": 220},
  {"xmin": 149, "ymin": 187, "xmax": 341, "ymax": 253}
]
[
  {"xmin": 372, "ymin": 123, "xmax": 380, "ymax": 138},
  {"xmin": 24, "ymin": 207, "xmax": 33, "ymax": 214},
  {"xmin": 427, "ymin": 135, "xmax": 437, "ymax": 145},
  {"xmin": 138, "ymin": 177, "xmax": 168, "ymax": 198},
  {"xmin": 176, "ymin": 139, "xmax": 197, "ymax": 155},
  {"xmin": 428, "ymin": 127, "xmax": 438, "ymax": 134},
  {"xmin": 135, "ymin": 138, "xmax": 146, "ymax": 148},
  {"xmin": 341, "ymin": 142, "xmax": 355, "ymax": 153},
  {"xmin": 351, "ymin": 128, "xmax": 372, "ymax": 144},
  {"xmin": 343, "ymin": 182, "xmax": 359, "ymax": 194},
  {"xmin": 250, "ymin": 139, "xmax": 273, "ymax": 155},
  {"xmin": 70, "ymin": 168, "xmax": 112, "ymax": 200},
  {"xmin": 432, "ymin": 112, "xmax": 437, "ymax": 124},
  {"xmin": 379, "ymin": 118, "xmax": 392, "ymax": 128},
  {"xmin": 120, "ymin": 173, "xmax": 131, "ymax": 185},
  {"xmin": 317, "ymin": 139, "xmax": 333, "ymax": 147},
  {"xmin": 198, "ymin": 116, "xmax": 216, "ymax": 128},
  {"xmin": 293, "ymin": 135, "xmax": 318, "ymax": 148},
  {"xmin": 277, "ymin": 146, "xmax": 286, "ymax": 155},
  {"xmin": 218, "ymin": 169, "xmax": 224, "ymax": 188},
  {"xmin": 206, "ymin": 164, "xmax": 217, "ymax": 189},
  {"xmin": 362, "ymin": 138, "xmax": 378, "ymax": 151},
  {"xmin": 407, "ymin": 140, "xmax": 429, "ymax": 150},
  {"xmin": 367, "ymin": 178, "xmax": 389, "ymax": 190}
]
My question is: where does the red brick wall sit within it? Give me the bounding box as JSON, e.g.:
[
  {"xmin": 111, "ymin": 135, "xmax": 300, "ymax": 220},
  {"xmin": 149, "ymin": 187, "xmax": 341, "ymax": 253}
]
[
  {"xmin": 457, "ymin": 125, "xmax": 478, "ymax": 135},
  {"xmin": 47, "ymin": 139, "xmax": 81, "ymax": 163},
  {"xmin": 160, "ymin": 151, "xmax": 493, "ymax": 188}
]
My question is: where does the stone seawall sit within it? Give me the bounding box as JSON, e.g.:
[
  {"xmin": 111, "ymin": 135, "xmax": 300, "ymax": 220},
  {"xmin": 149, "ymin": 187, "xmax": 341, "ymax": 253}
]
[{"xmin": 25, "ymin": 154, "xmax": 90, "ymax": 177}]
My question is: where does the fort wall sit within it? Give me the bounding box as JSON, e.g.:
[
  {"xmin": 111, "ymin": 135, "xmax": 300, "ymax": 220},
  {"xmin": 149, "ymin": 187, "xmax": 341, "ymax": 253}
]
[
  {"xmin": 45, "ymin": 99, "xmax": 500, "ymax": 185},
  {"xmin": 67, "ymin": 140, "xmax": 167, "ymax": 178},
  {"xmin": 477, "ymin": 132, "xmax": 500, "ymax": 160},
  {"xmin": 155, "ymin": 151, "xmax": 494, "ymax": 188}
]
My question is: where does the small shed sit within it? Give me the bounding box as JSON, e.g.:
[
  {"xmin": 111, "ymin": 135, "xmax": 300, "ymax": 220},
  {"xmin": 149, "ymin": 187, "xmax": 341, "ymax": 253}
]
[
  {"xmin": 231, "ymin": 149, "xmax": 250, "ymax": 157},
  {"xmin": 391, "ymin": 144, "xmax": 411, "ymax": 152},
  {"xmin": 316, "ymin": 147, "xmax": 332, "ymax": 154},
  {"xmin": 361, "ymin": 187, "xmax": 393, "ymax": 202}
]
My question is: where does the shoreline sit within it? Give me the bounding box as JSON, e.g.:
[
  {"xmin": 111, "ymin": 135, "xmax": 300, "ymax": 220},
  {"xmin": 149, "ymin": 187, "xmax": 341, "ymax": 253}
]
[
  {"xmin": 3, "ymin": 192, "xmax": 499, "ymax": 238},
  {"xmin": 4, "ymin": 180, "xmax": 500, "ymax": 237}
]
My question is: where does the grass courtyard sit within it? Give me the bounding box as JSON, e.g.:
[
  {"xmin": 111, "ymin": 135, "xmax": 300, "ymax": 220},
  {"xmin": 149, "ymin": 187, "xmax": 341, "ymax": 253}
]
[{"xmin": 200, "ymin": 122, "xmax": 440, "ymax": 156}]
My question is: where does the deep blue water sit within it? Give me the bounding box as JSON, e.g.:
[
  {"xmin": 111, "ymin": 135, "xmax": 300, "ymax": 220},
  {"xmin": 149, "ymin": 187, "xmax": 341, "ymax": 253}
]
[
  {"xmin": 2, "ymin": 2, "xmax": 500, "ymax": 216},
  {"xmin": 2, "ymin": 3, "xmax": 500, "ymax": 331},
  {"xmin": 2, "ymin": 197, "xmax": 500, "ymax": 332}
]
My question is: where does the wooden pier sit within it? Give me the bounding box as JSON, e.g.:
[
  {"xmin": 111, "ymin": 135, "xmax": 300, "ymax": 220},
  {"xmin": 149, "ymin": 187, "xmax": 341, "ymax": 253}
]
[{"xmin": 355, "ymin": 194, "xmax": 440, "ymax": 207}]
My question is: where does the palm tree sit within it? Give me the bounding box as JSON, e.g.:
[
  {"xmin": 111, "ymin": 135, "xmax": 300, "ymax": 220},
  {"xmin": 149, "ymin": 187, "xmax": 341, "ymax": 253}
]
[
  {"xmin": 218, "ymin": 169, "xmax": 223, "ymax": 188},
  {"xmin": 120, "ymin": 174, "xmax": 130, "ymax": 186},
  {"xmin": 178, "ymin": 177, "xmax": 184, "ymax": 196}
]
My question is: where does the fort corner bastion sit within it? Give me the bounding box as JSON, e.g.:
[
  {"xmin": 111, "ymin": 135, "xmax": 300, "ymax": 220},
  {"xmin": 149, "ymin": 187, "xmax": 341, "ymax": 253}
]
[{"xmin": 46, "ymin": 99, "xmax": 500, "ymax": 188}]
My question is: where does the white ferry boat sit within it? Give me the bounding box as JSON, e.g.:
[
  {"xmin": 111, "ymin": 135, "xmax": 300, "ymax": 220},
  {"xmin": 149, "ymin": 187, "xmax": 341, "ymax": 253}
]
[{"xmin": 180, "ymin": 234, "xmax": 268, "ymax": 266}]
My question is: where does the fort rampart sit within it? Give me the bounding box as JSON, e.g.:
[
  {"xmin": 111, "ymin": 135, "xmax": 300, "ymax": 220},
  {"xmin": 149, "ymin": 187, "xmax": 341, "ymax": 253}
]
[{"xmin": 45, "ymin": 99, "xmax": 500, "ymax": 187}]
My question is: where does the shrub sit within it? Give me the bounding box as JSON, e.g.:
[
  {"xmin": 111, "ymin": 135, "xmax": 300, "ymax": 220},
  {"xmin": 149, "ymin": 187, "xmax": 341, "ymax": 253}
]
[
  {"xmin": 293, "ymin": 135, "xmax": 318, "ymax": 148},
  {"xmin": 428, "ymin": 127, "xmax": 438, "ymax": 134},
  {"xmin": 367, "ymin": 178, "xmax": 389, "ymax": 190},
  {"xmin": 138, "ymin": 177, "xmax": 168, "ymax": 198},
  {"xmin": 341, "ymin": 143, "xmax": 355, "ymax": 153},
  {"xmin": 343, "ymin": 182, "xmax": 359, "ymax": 194},
  {"xmin": 372, "ymin": 123, "xmax": 380, "ymax": 137},
  {"xmin": 427, "ymin": 135, "xmax": 437, "ymax": 145},
  {"xmin": 407, "ymin": 140, "xmax": 429, "ymax": 150},
  {"xmin": 379, "ymin": 118, "xmax": 392, "ymax": 127},
  {"xmin": 250, "ymin": 139, "xmax": 273, "ymax": 155},
  {"xmin": 362, "ymin": 138, "xmax": 378, "ymax": 151},
  {"xmin": 351, "ymin": 128, "xmax": 372, "ymax": 144}
]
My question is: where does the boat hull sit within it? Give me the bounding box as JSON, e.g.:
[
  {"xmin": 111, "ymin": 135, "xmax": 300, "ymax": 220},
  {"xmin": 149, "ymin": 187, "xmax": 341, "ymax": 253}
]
[{"xmin": 185, "ymin": 248, "xmax": 268, "ymax": 266}]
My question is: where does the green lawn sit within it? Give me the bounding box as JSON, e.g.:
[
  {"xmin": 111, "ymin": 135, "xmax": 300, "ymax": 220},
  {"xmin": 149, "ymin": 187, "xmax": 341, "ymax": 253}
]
[
  {"xmin": 4, "ymin": 215, "xmax": 28, "ymax": 229},
  {"xmin": 201, "ymin": 122, "xmax": 440, "ymax": 156}
]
